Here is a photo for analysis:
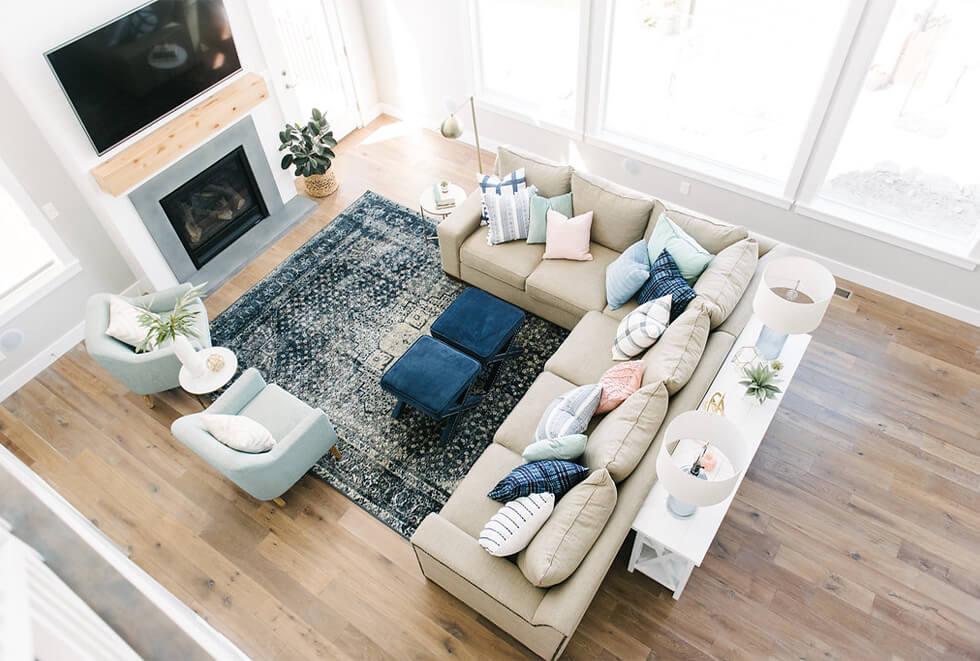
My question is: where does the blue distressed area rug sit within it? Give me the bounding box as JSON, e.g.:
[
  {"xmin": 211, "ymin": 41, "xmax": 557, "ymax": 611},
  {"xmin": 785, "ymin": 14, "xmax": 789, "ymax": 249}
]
[{"xmin": 210, "ymin": 191, "xmax": 567, "ymax": 537}]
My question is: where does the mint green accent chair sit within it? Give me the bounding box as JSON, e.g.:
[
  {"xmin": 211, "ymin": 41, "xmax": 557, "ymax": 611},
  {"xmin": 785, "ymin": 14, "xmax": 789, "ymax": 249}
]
[
  {"xmin": 170, "ymin": 368, "xmax": 340, "ymax": 502},
  {"xmin": 84, "ymin": 283, "xmax": 211, "ymax": 397}
]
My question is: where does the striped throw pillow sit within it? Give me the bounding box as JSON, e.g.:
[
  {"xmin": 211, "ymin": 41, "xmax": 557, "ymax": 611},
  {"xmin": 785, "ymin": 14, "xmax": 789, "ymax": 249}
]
[
  {"xmin": 478, "ymin": 169, "xmax": 536, "ymax": 244},
  {"xmin": 637, "ymin": 250, "xmax": 697, "ymax": 321},
  {"xmin": 605, "ymin": 240, "xmax": 651, "ymax": 309},
  {"xmin": 534, "ymin": 384, "xmax": 603, "ymax": 442},
  {"xmin": 612, "ymin": 295, "xmax": 671, "ymax": 360},
  {"xmin": 488, "ymin": 460, "xmax": 590, "ymax": 502},
  {"xmin": 479, "ymin": 492, "xmax": 555, "ymax": 557}
]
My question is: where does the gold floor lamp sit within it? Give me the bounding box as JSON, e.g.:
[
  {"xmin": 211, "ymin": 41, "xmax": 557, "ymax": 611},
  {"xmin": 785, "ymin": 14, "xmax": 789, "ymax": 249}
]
[{"xmin": 439, "ymin": 96, "xmax": 484, "ymax": 174}]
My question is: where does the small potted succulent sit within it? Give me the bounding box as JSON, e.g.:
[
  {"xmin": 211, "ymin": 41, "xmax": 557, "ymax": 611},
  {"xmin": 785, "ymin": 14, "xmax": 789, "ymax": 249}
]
[
  {"xmin": 739, "ymin": 362, "xmax": 783, "ymax": 405},
  {"xmin": 278, "ymin": 108, "xmax": 338, "ymax": 198}
]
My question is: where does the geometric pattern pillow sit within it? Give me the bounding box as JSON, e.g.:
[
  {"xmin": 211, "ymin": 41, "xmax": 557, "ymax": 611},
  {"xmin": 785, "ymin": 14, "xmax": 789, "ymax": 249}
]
[
  {"xmin": 478, "ymin": 168, "xmax": 527, "ymax": 224},
  {"xmin": 637, "ymin": 250, "xmax": 697, "ymax": 322},
  {"xmin": 605, "ymin": 240, "xmax": 650, "ymax": 310},
  {"xmin": 534, "ymin": 384, "xmax": 602, "ymax": 442},
  {"xmin": 488, "ymin": 460, "xmax": 590, "ymax": 502},
  {"xmin": 612, "ymin": 296, "xmax": 671, "ymax": 361},
  {"xmin": 595, "ymin": 360, "xmax": 645, "ymax": 413},
  {"xmin": 478, "ymin": 492, "xmax": 555, "ymax": 557}
]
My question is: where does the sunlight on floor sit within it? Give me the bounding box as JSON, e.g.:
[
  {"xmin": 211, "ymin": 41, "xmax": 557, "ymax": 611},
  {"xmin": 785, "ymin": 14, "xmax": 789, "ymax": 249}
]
[{"xmin": 360, "ymin": 120, "xmax": 425, "ymax": 146}]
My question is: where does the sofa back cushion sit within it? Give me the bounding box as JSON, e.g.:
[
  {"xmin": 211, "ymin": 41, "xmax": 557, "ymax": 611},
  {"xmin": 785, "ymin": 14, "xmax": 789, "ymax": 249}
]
[
  {"xmin": 584, "ymin": 382, "xmax": 668, "ymax": 481},
  {"xmin": 496, "ymin": 146, "xmax": 573, "ymax": 198},
  {"xmin": 517, "ymin": 469, "xmax": 617, "ymax": 587},
  {"xmin": 694, "ymin": 238, "xmax": 759, "ymax": 329},
  {"xmin": 641, "ymin": 299, "xmax": 711, "ymax": 394},
  {"xmin": 644, "ymin": 208, "xmax": 748, "ymax": 255},
  {"xmin": 572, "ymin": 171, "xmax": 653, "ymax": 252}
]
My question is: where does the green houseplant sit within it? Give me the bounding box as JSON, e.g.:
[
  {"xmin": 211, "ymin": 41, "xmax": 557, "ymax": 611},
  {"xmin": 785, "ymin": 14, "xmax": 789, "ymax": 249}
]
[
  {"xmin": 739, "ymin": 362, "xmax": 783, "ymax": 405},
  {"xmin": 135, "ymin": 283, "xmax": 207, "ymax": 353},
  {"xmin": 278, "ymin": 108, "xmax": 339, "ymax": 198}
]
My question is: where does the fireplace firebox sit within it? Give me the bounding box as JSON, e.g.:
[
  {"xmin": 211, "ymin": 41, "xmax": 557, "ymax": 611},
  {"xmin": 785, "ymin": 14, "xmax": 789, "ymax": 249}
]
[{"xmin": 160, "ymin": 147, "xmax": 269, "ymax": 269}]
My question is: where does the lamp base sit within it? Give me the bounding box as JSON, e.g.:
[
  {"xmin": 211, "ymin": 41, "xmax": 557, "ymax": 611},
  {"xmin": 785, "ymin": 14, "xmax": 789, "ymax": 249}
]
[
  {"xmin": 756, "ymin": 324, "xmax": 788, "ymax": 360},
  {"xmin": 666, "ymin": 495, "xmax": 698, "ymax": 519}
]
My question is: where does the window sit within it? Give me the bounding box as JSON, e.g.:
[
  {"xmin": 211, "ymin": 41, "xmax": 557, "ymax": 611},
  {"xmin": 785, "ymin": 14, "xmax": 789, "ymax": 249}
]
[
  {"xmin": 817, "ymin": 0, "xmax": 980, "ymax": 241},
  {"xmin": 598, "ymin": 0, "xmax": 853, "ymax": 183},
  {"xmin": 0, "ymin": 157, "xmax": 67, "ymax": 310},
  {"xmin": 471, "ymin": 0, "xmax": 583, "ymax": 128}
]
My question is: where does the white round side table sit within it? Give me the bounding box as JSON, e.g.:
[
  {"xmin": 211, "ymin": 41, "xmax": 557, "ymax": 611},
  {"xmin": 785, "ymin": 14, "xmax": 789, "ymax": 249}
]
[
  {"xmin": 179, "ymin": 346, "xmax": 238, "ymax": 406},
  {"xmin": 419, "ymin": 183, "xmax": 467, "ymax": 221}
]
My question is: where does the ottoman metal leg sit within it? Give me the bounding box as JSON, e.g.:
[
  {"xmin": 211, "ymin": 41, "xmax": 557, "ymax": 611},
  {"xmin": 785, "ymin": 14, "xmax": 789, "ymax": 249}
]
[{"xmin": 391, "ymin": 400, "xmax": 406, "ymax": 418}]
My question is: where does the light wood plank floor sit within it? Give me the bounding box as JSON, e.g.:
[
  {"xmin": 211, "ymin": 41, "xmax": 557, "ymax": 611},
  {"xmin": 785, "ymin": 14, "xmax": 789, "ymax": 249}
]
[{"xmin": 3, "ymin": 115, "xmax": 979, "ymax": 660}]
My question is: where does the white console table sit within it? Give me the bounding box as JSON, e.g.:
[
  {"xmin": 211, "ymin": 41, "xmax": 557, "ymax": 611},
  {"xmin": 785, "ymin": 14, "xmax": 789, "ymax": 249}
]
[{"xmin": 628, "ymin": 317, "xmax": 810, "ymax": 598}]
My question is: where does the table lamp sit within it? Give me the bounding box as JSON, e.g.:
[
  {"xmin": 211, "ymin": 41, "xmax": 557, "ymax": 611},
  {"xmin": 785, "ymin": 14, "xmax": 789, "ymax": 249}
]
[
  {"xmin": 656, "ymin": 411, "xmax": 747, "ymax": 519},
  {"xmin": 439, "ymin": 96, "xmax": 484, "ymax": 174},
  {"xmin": 752, "ymin": 256, "xmax": 835, "ymax": 359}
]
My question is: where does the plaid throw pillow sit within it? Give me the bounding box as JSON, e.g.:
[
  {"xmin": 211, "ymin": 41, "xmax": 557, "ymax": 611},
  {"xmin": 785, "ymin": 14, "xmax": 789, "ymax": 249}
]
[
  {"xmin": 488, "ymin": 460, "xmax": 589, "ymax": 502},
  {"xmin": 612, "ymin": 296, "xmax": 670, "ymax": 360},
  {"xmin": 637, "ymin": 250, "xmax": 696, "ymax": 322}
]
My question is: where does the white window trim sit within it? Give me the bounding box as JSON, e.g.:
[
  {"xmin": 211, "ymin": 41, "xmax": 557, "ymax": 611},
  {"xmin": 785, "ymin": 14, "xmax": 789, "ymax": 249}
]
[{"xmin": 0, "ymin": 156, "xmax": 80, "ymax": 325}]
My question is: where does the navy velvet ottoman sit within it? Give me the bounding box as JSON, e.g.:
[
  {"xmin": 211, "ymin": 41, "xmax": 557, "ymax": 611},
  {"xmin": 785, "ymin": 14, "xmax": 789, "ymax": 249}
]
[
  {"xmin": 380, "ymin": 335, "xmax": 483, "ymax": 442},
  {"xmin": 430, "ymin": 288, "xmax": 525, "ymax": 387}
]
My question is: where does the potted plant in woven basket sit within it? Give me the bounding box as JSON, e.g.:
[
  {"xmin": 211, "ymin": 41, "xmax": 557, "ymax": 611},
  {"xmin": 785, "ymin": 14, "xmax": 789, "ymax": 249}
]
[{"xmin": 278, "ymin": 108, "xmax": 338, "ymax": 198}]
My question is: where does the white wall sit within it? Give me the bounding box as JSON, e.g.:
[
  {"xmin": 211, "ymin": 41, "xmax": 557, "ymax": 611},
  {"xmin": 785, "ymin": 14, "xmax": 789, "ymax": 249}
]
[
  {"xmin": 0, "ymin": 0, "xmax": 299, "ymax": 291},
  {"xmin": 0, "ymin": 71, "xmax": 136, "ymax": 399},
  {"xmin": 360, "ymin": 0, "xmax": 980, "ymax": 325}
]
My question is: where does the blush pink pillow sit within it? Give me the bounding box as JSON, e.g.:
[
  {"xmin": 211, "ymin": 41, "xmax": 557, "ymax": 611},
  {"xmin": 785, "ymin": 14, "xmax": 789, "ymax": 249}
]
[
  {"xmin": 543, "ymin": 208, "xmax": 593, "ymax": 261},
  {"xmin": 595, "ymin": 361, "xmax": 645, "ymax": 413}
]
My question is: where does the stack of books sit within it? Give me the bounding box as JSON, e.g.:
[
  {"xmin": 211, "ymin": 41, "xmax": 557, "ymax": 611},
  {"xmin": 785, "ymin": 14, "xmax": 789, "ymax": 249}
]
[{"xmin": 433, "ymin": 184, "xmax": 456, "ymax": 210}]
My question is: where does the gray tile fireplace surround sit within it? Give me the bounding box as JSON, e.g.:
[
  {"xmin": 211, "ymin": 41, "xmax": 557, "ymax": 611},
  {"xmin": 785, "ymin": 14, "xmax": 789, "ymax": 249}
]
[{"xmin": 129, "ymin": 116, "xmax": 316, "ymax": 293}]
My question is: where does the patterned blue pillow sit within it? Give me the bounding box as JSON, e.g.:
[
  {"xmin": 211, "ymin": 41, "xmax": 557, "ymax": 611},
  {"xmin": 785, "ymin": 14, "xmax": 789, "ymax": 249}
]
[
  {"xmin": 637, "ymin": 250, "xmax": 696, "ymax": 322},
  {"xmin": 477, "ymin": 168, "xmax": 527, "ymax": 226},
  {"xmin": 606, "ymin": 240, "xmax": 651, "ymax": 310},
  {"xmin": 488, "ymin": 460, "xmax": 589, "ymax": 502}
]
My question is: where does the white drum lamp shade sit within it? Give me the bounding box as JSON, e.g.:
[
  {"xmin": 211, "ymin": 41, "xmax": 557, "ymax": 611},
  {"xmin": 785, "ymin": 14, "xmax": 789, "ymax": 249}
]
[
  {"xmin": 753, "ymin": 257, "xmax": 836, "ymax": 335},
  {"xmin": 656, "ymin": 411, "xmax": 747, "ymax": 511}
]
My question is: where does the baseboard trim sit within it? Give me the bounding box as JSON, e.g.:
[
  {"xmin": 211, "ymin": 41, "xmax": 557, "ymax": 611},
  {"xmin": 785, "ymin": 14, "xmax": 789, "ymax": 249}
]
[{"xmin": 0, "ymin": 280, "xmax": 142, "ymax": 404}]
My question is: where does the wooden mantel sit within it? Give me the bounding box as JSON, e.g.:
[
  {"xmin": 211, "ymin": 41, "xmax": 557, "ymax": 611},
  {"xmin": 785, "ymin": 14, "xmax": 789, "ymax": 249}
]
[{"xmin": 90, "ymin": 72, "xmax": 269, "ymax": 196}]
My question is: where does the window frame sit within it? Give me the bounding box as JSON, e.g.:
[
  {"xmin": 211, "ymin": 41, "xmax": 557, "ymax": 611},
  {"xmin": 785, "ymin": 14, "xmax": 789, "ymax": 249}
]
[{"xmin": 0, "ymin": 156, "xmax": 80, "ymax": 326}]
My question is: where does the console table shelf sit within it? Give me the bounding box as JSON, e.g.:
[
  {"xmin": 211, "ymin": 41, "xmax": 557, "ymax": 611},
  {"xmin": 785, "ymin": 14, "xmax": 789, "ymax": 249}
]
[{"xmin": 629, "ymin": 317, "xmax": 811, "ymax": 598}]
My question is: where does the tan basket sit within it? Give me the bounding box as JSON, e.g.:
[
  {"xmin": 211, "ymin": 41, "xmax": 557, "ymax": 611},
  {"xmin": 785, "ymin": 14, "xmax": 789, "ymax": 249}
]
[{"xmin": 304, "ymin": 170, "xmax": 338, "ymax": 198}]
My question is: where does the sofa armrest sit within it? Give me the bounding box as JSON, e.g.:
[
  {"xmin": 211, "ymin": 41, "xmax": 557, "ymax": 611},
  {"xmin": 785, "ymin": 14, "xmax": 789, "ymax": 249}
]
[
  {"xmin": 411, "ymin": 513, "xmax": 546, "ymax": 621},
  {"xmin": 437, "ymin": 190, "xmax": 483, "ymax": 278}
]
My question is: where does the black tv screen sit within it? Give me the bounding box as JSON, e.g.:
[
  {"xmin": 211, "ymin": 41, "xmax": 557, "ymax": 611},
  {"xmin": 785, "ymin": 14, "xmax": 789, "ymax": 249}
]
[{"xmin": 46, "ymin": 0, "xmax": 242, "ymax": 155}]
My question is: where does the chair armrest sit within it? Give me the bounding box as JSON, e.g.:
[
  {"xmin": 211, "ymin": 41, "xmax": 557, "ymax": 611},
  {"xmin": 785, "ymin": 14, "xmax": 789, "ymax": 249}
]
[
  {"xmin": 127, "ymin": 283, "xmax": 196, "ymax": 314},
  {"xmin": 437, "ymin": 190, "xmax": 483, "ymax": 278},
  {"xmin": 206, "ymin": 368, "xmax": 267, "ymax": 415}
]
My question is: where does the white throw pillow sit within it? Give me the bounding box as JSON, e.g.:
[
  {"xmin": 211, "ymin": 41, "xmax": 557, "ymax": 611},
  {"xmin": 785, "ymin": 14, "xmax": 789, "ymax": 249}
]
[
  {"xmin": 105, "ymin": 297, "xmax": 156, "ymax": 350},
  {"xmin": 612, "ymin": 295, "xmax": 671, "ymax": 360},
  {"xmin": 201, "ymin": 414, "xmax": 276, "ymax": 453},
  {"xmin": 534, "ymin": 384, "xmax": 603, "ymax": 442},
  {"xmin": 479, "ymin": 492, "xmax": 555, "ymax": 557}
]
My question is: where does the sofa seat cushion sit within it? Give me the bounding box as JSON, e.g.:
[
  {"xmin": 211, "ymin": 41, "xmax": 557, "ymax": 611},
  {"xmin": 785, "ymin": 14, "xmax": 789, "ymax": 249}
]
[
  {"xmin": 495, "ymin": 371, "xmax": 579, "ymax": 454},
  {"xmin": 544, "ymin": 311, "xmax": 620, "ymax": 387},
  {"xmin": 526, "ymin": 243, "xmax": 619, "ymax": 317},
  {"xmin": 603, "ymin": 299, "xmax": 638, "ymax": 321},
  {"xmin": 497, "ymin": 145, "xmax": 573, "ymax": 198},
  {"xmin": 572, "ymin": 171, "xmax": 654, "ymax": 252},
  {"xmin": 460, "ymin": 229, "xmax": 545, "ymax": 290},
  {"xmin": 441, "ymin": 443, "xmax": 525, "ymax": 538}
]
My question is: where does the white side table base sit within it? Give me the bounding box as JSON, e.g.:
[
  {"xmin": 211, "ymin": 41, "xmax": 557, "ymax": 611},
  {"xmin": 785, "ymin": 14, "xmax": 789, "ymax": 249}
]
[{"xmin": 628, "ymin": 534, "xmax": 695, "ymax": 599}]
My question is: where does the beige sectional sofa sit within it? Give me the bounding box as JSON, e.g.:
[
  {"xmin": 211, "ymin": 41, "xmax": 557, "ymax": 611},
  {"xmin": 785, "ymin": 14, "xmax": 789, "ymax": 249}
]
[{"xmin": 412, "ymin": 146, "xmax": 782, "ymax": 659}]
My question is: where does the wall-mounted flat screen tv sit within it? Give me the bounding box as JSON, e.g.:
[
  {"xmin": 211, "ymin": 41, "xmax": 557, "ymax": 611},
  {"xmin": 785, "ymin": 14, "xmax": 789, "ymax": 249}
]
[{"xmin": 46, "ymin": 0, "xmax": 242, "ymax": 155}]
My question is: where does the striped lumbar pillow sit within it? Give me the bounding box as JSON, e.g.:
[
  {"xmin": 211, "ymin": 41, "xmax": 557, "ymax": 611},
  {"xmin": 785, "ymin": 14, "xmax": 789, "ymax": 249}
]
[
  {"xmin": 612, "ymin": 295, "xmax": 671, "ymax": 360},
  {"xmin": 479, "ymin": 492, "xmax": 555, "ymax": 557},
  {"xmin": 478, "ymin": 169, "xmax": 536, "ymax": 244},
  {"xmin": 534, "ymin": 384, "xmax": 603, "ymax": 442}
]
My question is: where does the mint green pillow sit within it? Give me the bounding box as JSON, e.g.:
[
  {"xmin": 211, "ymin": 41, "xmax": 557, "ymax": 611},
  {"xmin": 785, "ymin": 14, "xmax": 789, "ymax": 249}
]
[
  {"xmin": 647, "ymin": 213, "xmax": 713, "ymax": 283},
  {"xmin": 522, "ymin": 434, "xmax": 588, "ymax": 462},
  {"xmin": 527, "ymin": 192, "xmax": 573, "ymax": 244}
]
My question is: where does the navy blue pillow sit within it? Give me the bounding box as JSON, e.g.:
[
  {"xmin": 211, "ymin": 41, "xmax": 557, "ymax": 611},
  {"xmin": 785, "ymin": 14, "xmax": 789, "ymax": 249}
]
[
  {"xmin": 637, "ymin": 250, "xmax": 696, "ymax": 322},
  {"xmin": 488, "ymin": 460, "xmax": 589, "ymax": 502}
]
